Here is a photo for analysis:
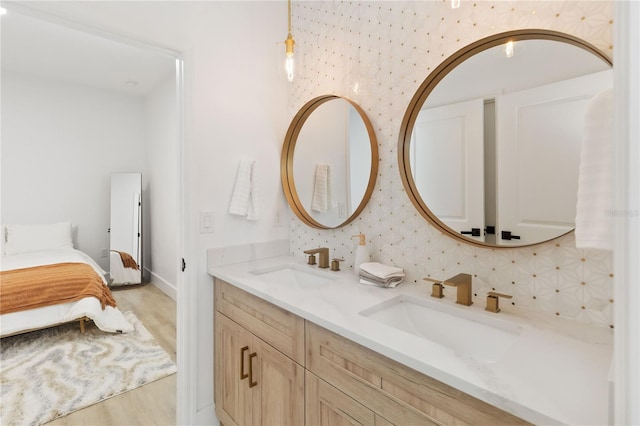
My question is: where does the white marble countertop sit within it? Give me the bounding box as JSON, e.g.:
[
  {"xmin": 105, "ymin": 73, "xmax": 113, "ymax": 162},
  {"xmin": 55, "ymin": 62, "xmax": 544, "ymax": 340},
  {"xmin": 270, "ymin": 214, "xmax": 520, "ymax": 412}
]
[{"xmin": 208, "ymin": 253, "xmax": 613, "ymax": 425}]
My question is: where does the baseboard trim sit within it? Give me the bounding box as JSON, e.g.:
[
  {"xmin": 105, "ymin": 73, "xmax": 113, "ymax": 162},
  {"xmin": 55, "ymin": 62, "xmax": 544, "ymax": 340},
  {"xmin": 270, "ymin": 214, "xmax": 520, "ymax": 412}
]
[{"xmin": 145, "ymin": 268, "xmax": 177, "ymax": 301}]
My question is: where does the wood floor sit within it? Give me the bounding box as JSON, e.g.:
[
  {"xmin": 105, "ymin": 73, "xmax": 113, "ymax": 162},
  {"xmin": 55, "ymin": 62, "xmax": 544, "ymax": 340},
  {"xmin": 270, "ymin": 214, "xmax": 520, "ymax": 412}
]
[{"xmin": 47, "ymin": 283, "xmax": 177, "ymax": 426}]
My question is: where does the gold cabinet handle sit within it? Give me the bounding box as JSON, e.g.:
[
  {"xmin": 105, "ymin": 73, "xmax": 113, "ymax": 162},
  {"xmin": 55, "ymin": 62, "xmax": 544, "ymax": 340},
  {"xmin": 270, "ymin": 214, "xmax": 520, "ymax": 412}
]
[
  {"xmin": 248, "ymin": 352, "xmax": 258, "ymax": 388},
  {"xmin": 240, "ymin": 346, "xmax": 249, "ymax": 380}
]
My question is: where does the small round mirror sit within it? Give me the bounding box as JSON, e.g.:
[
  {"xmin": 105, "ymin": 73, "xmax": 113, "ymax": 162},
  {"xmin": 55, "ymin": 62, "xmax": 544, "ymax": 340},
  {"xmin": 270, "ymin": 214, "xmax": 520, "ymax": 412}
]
[
  {"xmin": 282, "ymin": 96, "xmax": 378, "ymax": 229},
  {"xmin": 398, "ymin": 30, "xmax": 612, "ymax": 247}
]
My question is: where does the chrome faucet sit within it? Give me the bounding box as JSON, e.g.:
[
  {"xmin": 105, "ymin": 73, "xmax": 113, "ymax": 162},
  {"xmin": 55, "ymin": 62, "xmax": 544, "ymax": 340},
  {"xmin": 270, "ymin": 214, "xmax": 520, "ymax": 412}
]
[
  {"xmin": 443, "ymin": 273, "xmax": 473, "ymax": 306},
  {"xmin": 303, "ymin": 247, "xmax": 330, "ymax": 269}
]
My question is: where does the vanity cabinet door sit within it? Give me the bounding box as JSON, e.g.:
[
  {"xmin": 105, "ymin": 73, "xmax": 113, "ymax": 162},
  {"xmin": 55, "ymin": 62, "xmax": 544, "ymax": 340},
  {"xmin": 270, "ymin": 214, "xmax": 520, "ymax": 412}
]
[
  {"xmin": 215, "ymin": 312, "xmax": 253, "ymax": 426},
  {"xmin": 250, "ymin": 335, "xmax": 305, "ymax": 426},
  {"xmin": 215, "ymin": 310, "xmax": 304, "ymax": 426}
]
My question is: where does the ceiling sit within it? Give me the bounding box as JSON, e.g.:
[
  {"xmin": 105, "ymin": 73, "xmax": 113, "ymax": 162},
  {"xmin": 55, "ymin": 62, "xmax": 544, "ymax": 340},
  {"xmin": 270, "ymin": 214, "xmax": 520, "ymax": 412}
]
[
  {"xmin": 0, "ymin": 7, "xmax": 176, "ymax": 96},
  {"xmin": 424, "ymin": 39, "xmax": 611, "ymax": 108}
]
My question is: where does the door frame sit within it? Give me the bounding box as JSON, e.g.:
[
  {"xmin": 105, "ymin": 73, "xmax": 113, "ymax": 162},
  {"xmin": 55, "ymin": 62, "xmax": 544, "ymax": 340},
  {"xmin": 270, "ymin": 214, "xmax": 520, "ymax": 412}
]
[{"xmin": 2, "ymin": 4, "xmax": 194, "ymax": 423}]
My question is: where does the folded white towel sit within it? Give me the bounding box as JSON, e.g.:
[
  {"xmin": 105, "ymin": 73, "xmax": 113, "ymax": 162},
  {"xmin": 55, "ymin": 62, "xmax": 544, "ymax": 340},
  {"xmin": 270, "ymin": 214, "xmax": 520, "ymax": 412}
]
[
  {"xmin": 575, "ymin": 89, "xmax": 613, "ymax": 250},
  {"xmin": 359, "ymin": 262, "xmax": 404, "ymax": 279},
  {"xmin": 311, "ymin": 164, "xmax": 336, "ymax": 212},
  {"xmin": 229, "ymin": 159, "xmax": 260, "ymax": 220},
  {"xmin": 359, "ymin": 277, "xmax": 404, "ymax": 288}
]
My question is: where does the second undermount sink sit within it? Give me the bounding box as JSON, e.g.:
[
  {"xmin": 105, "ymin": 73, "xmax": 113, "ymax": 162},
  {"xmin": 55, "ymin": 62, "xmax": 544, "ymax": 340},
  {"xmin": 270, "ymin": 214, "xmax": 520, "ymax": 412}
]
[
  {"xmin": 359, "ymin": 294, "xmax": 522, "ymax": 363},
  {"xmin": 250, "ymin": 264, "xmax": 336, "ymax": 287}
]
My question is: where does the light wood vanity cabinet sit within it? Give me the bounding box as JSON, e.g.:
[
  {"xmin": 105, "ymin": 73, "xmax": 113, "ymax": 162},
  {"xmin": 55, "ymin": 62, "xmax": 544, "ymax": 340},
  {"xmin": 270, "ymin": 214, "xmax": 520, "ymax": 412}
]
[
  {"xmin": 306, "ymin": 370, "xmax": 397, "ymax": 426},
  {"xmin": 306, "ymin": 322, "xmax": 530, "ymax": 426},
  {"xmin": 214, "ymin": 279, "xmax": 305, "ymax": 426},
  {"xmin": 214, "ymin": 279, "xmax": 530, "ymax": 426}
]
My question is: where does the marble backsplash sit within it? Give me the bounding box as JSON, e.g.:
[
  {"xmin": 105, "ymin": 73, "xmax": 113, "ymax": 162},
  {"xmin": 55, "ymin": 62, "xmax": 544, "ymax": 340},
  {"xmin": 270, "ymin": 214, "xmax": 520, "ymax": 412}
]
[{"xmin": 287, "ymin": 0, "xmax": 614, "ymax": 328}]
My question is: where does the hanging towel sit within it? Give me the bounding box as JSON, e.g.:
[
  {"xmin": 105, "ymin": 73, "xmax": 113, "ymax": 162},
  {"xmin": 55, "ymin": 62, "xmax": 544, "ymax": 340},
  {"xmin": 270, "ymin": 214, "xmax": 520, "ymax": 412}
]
[
  {"xmin": 575, "ymin": 89, "xmax": 613, "ymax": 251},
  {"xmin": 311, "ymin": 164, "xmax": 336, "ymax": 212},
  {"xmin": 228, "ymin": 159, "xmax": 260, "ymax": 220}
]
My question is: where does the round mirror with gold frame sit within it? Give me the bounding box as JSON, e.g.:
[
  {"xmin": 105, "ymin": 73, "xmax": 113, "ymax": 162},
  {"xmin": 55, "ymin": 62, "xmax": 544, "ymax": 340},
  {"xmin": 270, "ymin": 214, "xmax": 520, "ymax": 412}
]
[
  {"xmin": 282, "ymin": 95, "xmax": 379, "ymax": 229},
  {"xmin": 398, "ymin": 29, "xmax": 612, "ymax": 248}
]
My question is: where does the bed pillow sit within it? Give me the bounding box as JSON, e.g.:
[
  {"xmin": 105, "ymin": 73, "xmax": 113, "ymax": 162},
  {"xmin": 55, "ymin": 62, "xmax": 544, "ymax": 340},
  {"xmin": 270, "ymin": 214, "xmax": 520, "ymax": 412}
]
[{"xmin": 4, "ymin": 222, "xmax": 74, "ymax": 255}]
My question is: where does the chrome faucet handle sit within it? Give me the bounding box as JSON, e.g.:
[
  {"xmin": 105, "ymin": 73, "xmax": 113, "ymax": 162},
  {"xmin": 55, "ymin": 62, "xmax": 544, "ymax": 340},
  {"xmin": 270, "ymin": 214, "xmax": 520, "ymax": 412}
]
[
  {"xmin": 443, "ymin": 273, "xmax": 473, "ymax": 306},
  {"xmin": 485, "ymin": 292, "xmax": 512, "ymax": 313}
]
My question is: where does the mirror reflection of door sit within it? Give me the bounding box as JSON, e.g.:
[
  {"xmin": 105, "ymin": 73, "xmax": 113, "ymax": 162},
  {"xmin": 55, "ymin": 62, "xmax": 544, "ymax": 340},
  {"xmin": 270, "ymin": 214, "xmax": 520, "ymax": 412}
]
[
  {"xmin": 496, "ymin": 69, "xmax": 613, "ymax": 245},
  {"xmin": 411, "ymin": 99, "xmax": 485, "ymax": 242},
  {"xmin": 110, "ymin": 173, "xmax": 142, "ymax": 285}
]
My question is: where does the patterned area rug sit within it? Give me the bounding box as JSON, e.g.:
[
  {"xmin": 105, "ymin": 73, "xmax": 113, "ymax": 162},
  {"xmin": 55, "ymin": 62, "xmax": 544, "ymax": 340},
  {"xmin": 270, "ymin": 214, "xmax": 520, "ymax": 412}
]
[{"xmin": 0, "ymin": 311, "xmax": 176, "ymax": 425}]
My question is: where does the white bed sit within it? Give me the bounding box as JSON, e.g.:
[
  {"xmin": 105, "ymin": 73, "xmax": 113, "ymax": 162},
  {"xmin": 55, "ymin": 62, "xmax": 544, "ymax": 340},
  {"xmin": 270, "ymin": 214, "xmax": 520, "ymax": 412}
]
[{"xmin": 0, "ymin": 222, "xmax": 133, "ymax": 337}]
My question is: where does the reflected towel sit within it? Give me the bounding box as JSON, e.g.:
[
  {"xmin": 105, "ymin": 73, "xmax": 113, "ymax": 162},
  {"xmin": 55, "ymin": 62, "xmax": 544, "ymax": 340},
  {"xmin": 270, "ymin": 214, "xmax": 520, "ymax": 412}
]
[
  {"xmin": 311, "ymin": 164, "xmax": 336, "ymax": 213},
  {"xmin": 575, "ymin": 89, "xmax": 613, "ymax": 251},
  {"xmin": 228, "ymin": 159, "xmax": 260, "ymax": 220}
]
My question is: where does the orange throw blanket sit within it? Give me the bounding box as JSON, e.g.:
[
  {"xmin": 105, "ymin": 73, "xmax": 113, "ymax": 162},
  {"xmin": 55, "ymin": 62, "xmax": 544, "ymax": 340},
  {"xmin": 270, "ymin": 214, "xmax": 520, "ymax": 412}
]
[
  {"xmin": 0, "ymin": 262, "xmax": 116, "ymax": 315},
  {"xmin": 112, "ymin": 250, "xmax": 139, "ymax": 270}
]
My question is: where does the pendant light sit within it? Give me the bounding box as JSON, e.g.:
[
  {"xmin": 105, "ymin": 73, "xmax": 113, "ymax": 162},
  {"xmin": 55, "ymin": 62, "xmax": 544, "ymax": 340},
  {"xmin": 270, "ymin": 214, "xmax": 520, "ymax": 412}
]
[{"xmin": 284, "ymin": 0, "xmax": 295, "ymax": 82}]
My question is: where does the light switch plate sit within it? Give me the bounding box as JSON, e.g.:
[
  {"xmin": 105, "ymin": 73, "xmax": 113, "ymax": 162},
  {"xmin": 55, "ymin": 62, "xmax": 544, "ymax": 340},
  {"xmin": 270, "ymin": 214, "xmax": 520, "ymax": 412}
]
[{"xmin": 200, "ymin": 211, "xmax": 214, "ymax": 233}]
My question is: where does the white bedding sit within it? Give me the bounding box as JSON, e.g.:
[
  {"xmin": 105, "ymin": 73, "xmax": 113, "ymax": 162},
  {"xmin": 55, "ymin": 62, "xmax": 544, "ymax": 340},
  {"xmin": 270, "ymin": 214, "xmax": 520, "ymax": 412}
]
[
  {"xmin": 109, "ymin": 250, "xmax": 141, "ymax": 285},
  {"xmin": 0, "ymin": 248, "xmax": 134, "ymax": 337}
]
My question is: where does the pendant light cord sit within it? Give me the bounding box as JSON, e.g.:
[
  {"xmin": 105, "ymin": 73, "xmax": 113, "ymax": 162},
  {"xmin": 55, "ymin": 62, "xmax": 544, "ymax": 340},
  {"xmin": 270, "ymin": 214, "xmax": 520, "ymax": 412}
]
[{"xmin": 288, "ymin": 0, "xmax": 292, "ymax": 34}]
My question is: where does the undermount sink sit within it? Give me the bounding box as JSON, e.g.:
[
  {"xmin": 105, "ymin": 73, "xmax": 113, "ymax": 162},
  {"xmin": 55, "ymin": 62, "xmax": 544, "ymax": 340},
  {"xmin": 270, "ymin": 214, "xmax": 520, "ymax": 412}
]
[
  {"xmin": 250, "ymin": 264, "xmax": 336, "ymax": 287},
  {"xmin": 359, "ymin": 294, "xmax": 522, "ymax": 363}
]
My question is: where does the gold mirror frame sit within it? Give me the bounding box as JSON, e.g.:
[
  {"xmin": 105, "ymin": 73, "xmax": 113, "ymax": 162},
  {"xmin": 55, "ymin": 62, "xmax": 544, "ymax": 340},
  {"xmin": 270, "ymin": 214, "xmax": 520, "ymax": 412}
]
[
  {"xmin": 282, "ymin": 95, "xmax": 379, "ymax": 229},
  {"xmin": 398, "ymin": 29, "xmax": 612, "ymax": 248}
]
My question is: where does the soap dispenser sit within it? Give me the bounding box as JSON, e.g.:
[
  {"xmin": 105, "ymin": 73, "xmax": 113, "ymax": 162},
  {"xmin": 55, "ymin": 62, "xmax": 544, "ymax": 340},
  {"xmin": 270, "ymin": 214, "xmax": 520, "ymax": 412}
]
[{"xmin": 352, "ymin": 233, "xmax": 370, "ymax": 276}]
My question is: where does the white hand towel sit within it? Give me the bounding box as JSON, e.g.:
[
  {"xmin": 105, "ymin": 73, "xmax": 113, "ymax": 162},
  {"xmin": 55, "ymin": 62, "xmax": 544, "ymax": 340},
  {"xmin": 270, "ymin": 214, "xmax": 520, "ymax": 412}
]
[
  {"xmin": 359, "ymin": 262, "xmax": 404, "ymax": 279},
  {"xmin": 229, "ymin": 159, "xmax": 260, "ymax": 220},
  {"xmin": 359, "ymin": 277, "xmax": 404, "ymax": 288},
  {"xmin": 575, "ymin": 89, "xmax": 613, "ymax": 250},
  {"xmin": 311, "ymin": 164, "xmax": 336, "ymax": 212}
]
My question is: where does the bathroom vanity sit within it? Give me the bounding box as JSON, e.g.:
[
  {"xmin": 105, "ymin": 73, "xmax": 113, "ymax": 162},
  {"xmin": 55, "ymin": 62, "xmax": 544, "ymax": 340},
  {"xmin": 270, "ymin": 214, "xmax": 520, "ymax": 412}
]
[{"xmin": 209, "ymin": 251, "xmax": 612, "ymax": 426}]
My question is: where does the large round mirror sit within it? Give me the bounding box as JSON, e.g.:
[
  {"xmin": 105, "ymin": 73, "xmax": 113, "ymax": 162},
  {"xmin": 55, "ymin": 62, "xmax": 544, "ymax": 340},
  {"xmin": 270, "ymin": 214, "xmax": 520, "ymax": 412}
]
[
  {"xmin": 399, "ymin": 30, "xmax": 612, "ymax": 247},
  {"xmin": 282, "ymin": 95, "xmax": 378, "ymax": 229}
]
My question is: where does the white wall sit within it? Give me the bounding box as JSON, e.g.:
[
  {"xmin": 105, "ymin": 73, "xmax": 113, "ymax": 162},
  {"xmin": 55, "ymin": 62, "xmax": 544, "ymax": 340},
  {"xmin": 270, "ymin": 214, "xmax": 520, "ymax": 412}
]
[
  {"xmin": 144, "ymin": 74, "xmax": 179, "ymax": 298},
  {"xmin": 1, "ymin": 71, "xmax": 146, "ymax": 270},
  {"xmin": 613, "ymin": 1, "xmax": 640, "ymax": 423}
]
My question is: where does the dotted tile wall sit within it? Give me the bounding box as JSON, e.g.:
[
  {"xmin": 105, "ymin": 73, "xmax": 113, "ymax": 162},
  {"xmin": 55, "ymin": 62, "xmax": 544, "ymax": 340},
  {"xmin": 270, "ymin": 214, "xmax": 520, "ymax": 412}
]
[{"xmin": 287, "ymin": 0, "xmax": 614, "ymax": 328}]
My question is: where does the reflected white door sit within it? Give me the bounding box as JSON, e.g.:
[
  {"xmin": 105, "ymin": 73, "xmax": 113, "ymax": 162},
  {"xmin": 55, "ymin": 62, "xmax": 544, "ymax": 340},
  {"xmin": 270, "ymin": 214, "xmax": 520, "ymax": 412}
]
[
  {"xmin": 496, "ymin": 70, "xmax": 613, "ymax": 245},
  {"xmin": 412, "ymin": 99, "xmax": 485, "ymax": 241}
]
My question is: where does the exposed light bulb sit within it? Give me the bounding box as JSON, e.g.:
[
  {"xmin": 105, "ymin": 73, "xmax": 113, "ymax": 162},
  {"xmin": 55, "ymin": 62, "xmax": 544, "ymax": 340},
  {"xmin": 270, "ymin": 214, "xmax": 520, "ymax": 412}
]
[
  {"xmin": 451, "ymin": 0, "xmax": 460, "ymax": 9},
  {"xmin": 505, "ymin": 41, "xmax": 515, "ymax": 58},
  {"xmin": 285, "ymin": 33, "xmax": 295, "ymax": 82},
  {"xmin": 285, "ymin": 53, "xmax": 295, "ymax": 82}
]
